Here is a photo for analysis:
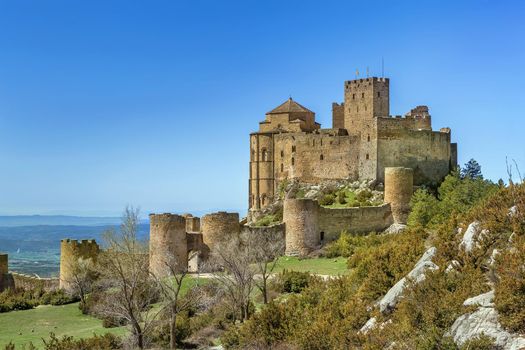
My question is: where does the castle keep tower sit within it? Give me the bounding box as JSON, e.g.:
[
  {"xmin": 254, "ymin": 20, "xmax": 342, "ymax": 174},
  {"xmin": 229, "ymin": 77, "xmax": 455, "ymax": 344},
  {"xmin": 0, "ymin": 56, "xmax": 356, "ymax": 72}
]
[
  {"xmin": 283, "ymin": 198, "xmax": 320, "ymax": 256},
  {"xmin": 201, "ymin": 212, "xmax": 240, "ymax": 252},
  {"xmin": 60, "ymin": 239, "xmax": 100, "ymax": 290},
  {"xmin": 149, "ymin": 213, "xmax": 188, "ymax": 277},
  {"xmin": 344, "ymin": 77, "xmax": 389, "ymax": 181},
  {"xmin": 384, "ymin": 167, "xmax": 414, "ymax": 224}
]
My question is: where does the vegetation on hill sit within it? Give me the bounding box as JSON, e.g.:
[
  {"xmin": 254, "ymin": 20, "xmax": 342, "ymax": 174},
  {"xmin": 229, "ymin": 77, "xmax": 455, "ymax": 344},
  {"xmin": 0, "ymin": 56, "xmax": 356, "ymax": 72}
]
[{"xmin": 221, "ymin": 161, "xmax": 525, "ymax": 349}]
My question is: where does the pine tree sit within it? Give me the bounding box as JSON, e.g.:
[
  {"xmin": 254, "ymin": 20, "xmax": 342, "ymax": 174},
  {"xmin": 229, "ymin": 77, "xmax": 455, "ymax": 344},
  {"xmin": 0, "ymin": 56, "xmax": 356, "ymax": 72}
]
[{"xmin": 461, "ymin": 158, "xmax": 483, "ymax": 179}]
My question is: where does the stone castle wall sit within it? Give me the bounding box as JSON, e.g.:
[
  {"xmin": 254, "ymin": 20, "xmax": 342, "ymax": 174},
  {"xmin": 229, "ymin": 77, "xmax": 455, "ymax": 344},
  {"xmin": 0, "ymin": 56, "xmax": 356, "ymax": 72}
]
[
  {"xmin": 0, "ymin": 253, "xmax": 59, "ymax": 292},
  {"xmin": 377, "ymin": 124, "xmax": 451, "ymax": 185},
  {"xmin": 282, "ymin": 198, "xmax": 394, "ymax": 256},
  {"xmin": 318, "ymin": 203, "xmax": 393, "ymax": 242},
  {"xmin": 59, "ymin": 239, "xmax": 100, "ymax": 290},
  {"xmin": 149, "ymin": 213, "xmax": 188, "ymax": 276}
]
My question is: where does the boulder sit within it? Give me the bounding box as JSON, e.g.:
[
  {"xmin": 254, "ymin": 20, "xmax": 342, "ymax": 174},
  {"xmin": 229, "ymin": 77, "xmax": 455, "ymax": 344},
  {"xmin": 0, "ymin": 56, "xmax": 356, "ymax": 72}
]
[
  {"xmin": 447, "ymin": 291, "xmax": 525, "ymax": 350},
  {"xmin": 378, "ymin": 247, "xmax": 438, "ymax": 313},
  {"xmin": 383, "ymin": 223, "xmax": 407, "ymax": 235}
]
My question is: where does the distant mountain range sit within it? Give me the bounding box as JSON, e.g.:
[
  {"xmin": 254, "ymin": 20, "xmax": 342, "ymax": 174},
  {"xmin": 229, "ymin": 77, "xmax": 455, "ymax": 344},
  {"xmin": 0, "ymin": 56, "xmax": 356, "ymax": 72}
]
[{"xmin": 0, "ymin": 215, "xmax": 148, "ymax": 227}]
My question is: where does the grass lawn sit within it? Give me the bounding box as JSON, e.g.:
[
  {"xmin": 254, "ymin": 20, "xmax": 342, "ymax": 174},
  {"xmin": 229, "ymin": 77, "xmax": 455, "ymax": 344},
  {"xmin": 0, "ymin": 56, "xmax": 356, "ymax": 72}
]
[
  {"xmin": 0, "ymin": 302, "xmax": 127, "ymax": 349},
  {"xmin": 273, "ymin": 256, "xmax": 349, "ymax": 276}
]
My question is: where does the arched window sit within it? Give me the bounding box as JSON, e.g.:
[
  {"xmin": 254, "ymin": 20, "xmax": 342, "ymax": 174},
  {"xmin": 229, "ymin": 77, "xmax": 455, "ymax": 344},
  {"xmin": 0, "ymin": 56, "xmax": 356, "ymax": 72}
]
[
  {"xmin": 320, "ymin": 154, "xmax": 324, "ymax": 161},
  {"xmin": 261, "ymin": 149, "xmax": 267, "ymax": 162},
  {"xmin": 291, "ymin": 157, "xmax": 295, "ymax": 166},
  {"xmin": 320, "ymin": 232, "xmax": 325, "ymax": 241}
]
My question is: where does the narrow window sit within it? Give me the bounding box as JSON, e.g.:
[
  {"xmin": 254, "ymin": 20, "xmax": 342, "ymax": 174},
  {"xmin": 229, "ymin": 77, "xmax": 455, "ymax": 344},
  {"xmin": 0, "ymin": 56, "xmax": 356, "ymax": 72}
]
[
  {"xmin": 261, "ymin": 149, "xmax": 267, "ymax": 162},
  {"xmin": 291, "ymin": 157, "xmax": 295, "ymax": 166},
  {"xmin": 377, "ymin": 92, "xmax": 380, "ymax": 97},
  {"xmin": 365, "ymin": 105, "xmax": 367, "ymax": 111},
  {"xmin": 366, "ymin": 153, "xmax": 369, "ymax": 160},
  {"xmin": 362, "ymin": 92, "xmax": 365, "ymax": 98},
  {"xmin": 251, "ymin": 149, "xmax": 255, "ymax": 160},
  {"xmin": 320, "ymin": 232, "xmax": 325, "ymax": 241},
  {"xmin": 352, "ymin": 93, "xmax": 355, "ymax": 100},
  {"xmin": 280, "ymin": 150, "xmax": 284, "ymax": 158},
  {"xmin": 357, "ymin": 106, "xmax": 359, "ymax": 113},
  {"xmin": 320, "ymin": 154, "xmax": 324, "ymax": 161},
  {"xmin": 261, "ymin": 195, "xmax": 266, "ymax": 206},
  {"xmin": 281, "ymin": 163, "xmax": 284, "ymax": 172},
  {"xmin": 292, "ymin": 145, "xmax": 296, "ymax": 152},
  {"xmin": 367, "ymin": 134, "xmax": 370, "ymax": 142}
]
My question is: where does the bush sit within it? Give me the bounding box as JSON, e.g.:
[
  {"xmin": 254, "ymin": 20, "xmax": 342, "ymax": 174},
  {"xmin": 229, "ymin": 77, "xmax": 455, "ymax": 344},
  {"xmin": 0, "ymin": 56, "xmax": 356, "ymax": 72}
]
[
  {"xmin": 336, "ymin": 191, "xmax": 347, "ymax": 205},
  {"xmin": 356, "ymin": 189, "xmax": 372, "ymax": 203},
  {"xmin": 324, "ymin": 232, "xmax": 384, "ymax": 258},
  {"xmin": 319, "ymin": 193, "xmax": 335, "ymax": 206},
  {"xmin": 41, "ymin": 332, "xmax": 121, "ymax": 350},
  {"xmin": 494, "ymin": 235, "xmax": 525, "ymax": 333},
  {"xmin": 278, "ymin": 270, "xmax": 311, "ymax": 294}
]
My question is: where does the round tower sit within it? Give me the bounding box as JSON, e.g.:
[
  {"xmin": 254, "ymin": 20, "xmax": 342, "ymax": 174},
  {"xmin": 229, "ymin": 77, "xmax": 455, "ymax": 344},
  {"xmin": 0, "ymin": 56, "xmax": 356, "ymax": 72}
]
[
  {"xmin": 201, "ymin": 212, "xmax": 240, "ymax": 251},
  {"xmin": 60, "ymin": 239, "xmax": 100, "ymax": 290},
  {"xmin": 384, "ymin": 167, "xmax": 414, "ymax": 224},
  {"xmin": 283, "ymin": 198, "xmax": 320, "ymax": 256},
  {"xmin": 149, "ymin": 213, "xmax": 188, "ymax": 277}
]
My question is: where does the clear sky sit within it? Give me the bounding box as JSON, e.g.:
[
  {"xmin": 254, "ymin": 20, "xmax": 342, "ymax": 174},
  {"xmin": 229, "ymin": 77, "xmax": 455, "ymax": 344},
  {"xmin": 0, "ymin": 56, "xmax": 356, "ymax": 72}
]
[{"xmin": 0, "ymin": 0, "xmax": 524, "ymax": 217}]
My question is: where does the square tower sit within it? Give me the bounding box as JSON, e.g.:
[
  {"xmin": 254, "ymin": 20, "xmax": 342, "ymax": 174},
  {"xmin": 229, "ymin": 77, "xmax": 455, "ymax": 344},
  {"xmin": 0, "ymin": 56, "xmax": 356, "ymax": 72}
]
[
  {"xmin": 343, "ymin": 77, "xmax": 389, "ymax": 130},
  {"xmin": 342, "ymin": 77, "xmax": 389, "ymax": 181}
]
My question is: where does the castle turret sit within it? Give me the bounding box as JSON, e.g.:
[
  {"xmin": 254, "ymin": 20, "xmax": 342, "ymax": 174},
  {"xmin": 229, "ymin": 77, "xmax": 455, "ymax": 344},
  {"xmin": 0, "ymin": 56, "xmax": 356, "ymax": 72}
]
[
  {"xmin": 59, "ymin": 239, "xmax": 100, "ymax": 290},
  {"xmin": 384, "ymin": 167, "xmax": 414, "ymax": 224},
  {"xmin": 283, "ymin": 198, "xmax": 320, "ymax": 256},
  {"xmin": 149, "ymin": 213, "xmax": 188, "ymax": 277},
  {"xmin": 201, "ymin": 212, "xmax": 240, "ymax": 252}
]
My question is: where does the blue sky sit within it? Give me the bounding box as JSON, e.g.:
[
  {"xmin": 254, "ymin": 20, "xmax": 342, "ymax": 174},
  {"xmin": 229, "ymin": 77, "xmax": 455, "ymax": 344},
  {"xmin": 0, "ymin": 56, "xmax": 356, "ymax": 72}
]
[{"xmin": 0, "ymin": 0, "xmax": 524, "ymax": 216}]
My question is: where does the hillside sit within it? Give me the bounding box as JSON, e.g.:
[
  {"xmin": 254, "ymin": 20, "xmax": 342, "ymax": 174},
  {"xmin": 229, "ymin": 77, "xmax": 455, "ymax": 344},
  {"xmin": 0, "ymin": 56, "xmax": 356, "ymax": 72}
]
[{"xmin": 223, "ymin": 172, "xmax": 525, "ymax": 349}]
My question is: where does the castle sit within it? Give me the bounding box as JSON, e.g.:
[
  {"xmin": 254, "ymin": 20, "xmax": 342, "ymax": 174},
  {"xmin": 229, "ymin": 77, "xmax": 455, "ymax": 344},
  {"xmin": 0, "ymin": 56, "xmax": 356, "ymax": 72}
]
[
  {"xmin": 0, "ymin": 76, "xmax": 459, "ymax": 285},
  {"xmin": 249, "ymin": 77, "xmax": 457, "ymax": 209}
]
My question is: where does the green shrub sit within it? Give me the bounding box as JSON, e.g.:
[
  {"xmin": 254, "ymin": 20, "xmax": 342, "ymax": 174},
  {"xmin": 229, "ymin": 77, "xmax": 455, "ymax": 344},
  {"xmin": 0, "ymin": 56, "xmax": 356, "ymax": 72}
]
[
  {"xmin": 336, "ymin": 190, "xmax": 347, "ymax": 205},
  {"xmin": 319, "ymin": 193, "xmax": 335, "ymax": 206},
  {"xmin": 408, "ymin": 188, "xmax": 440, "ymax": 227},
  {"xmin": 356, "ymin": 189, "xmax": 372, "ymax": 203},
  {"xmin": 41, "ymin": 332, "xmax": 121, "ymax": 350},
  {"xmin": 459, "ymin": 334, "xmax": 497, "ymax": 350},
  {"xmin": 278, "ymin": 270, "xmax": 311, "ymax": 293},
  {"xmin": 324, "ymin": 231, "xmax": 384, "ymax": 258},
  {"xmin": 495, "ymin": 235, "xmax": 525, "ymax": 333}
]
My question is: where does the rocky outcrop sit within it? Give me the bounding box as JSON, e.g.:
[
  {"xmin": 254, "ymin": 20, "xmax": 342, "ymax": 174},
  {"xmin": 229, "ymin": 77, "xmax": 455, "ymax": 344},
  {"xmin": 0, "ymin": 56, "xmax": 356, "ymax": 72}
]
[
  {"xmin": 377, "ymin": 247, "xmax": 438, "ymax": 313},
  {"xmin": 460, "ymin": 221, "xmax": 491, "ymax": 253},
  {"xmin": 383, "ymin": 223, "xmax": 407, "ymax": 235},
  {"xmin": 447, "ymin": 291, "xmax": 525, "ymax": 350}
]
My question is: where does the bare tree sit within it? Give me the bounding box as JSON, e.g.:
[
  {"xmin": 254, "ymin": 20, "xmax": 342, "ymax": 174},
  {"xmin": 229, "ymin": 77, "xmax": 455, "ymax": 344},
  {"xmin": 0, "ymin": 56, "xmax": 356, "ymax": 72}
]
[
  {"xmin": 96, "ymin": 206, "xmax": 159, "ymax": 349},
  {"xmin": 209, "ymin": 232, "xmax": 256, "ymax": 322},
  {"xmin": 251, "ymin": 229, "xmax": 285, "ymax": 304},
  {"xmin": 66, "ymin": 257, "xmax": 98, "ymax": 308},
  {"xmin": 152, "ymin": 253, "xmax": 205, "ymax": 349}
]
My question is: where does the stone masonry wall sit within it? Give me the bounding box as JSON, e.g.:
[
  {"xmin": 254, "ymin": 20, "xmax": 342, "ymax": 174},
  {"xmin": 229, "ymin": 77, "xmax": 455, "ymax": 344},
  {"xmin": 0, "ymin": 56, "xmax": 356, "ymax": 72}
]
[
  {"xmin": 201, "ymin": 212, "xmax": 240, "ymax": 251},
  {"xmin": 377, "ymin": 123, "xmax": 452, "ymax": 185},
  {"xmin": 318, "ymin": 203, "xmax": 393, "ymax": 242}
]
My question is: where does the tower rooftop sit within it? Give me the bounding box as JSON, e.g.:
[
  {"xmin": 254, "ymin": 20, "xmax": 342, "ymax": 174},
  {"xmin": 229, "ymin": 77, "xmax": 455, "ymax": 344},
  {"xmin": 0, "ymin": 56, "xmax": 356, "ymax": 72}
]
[{"xmin": 267, "ymin": 98, "xmax": 314, "ymax": 115}]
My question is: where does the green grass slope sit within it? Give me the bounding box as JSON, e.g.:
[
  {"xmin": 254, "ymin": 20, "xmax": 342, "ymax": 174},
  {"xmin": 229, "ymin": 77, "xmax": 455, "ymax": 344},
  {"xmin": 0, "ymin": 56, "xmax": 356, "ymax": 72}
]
[{"xmin": 0, "ymin": 303, "xmax": 127, "ymax": 349}]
